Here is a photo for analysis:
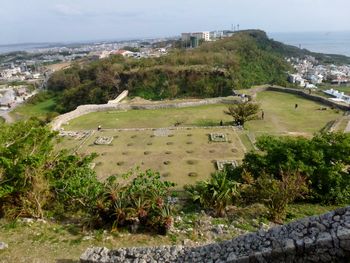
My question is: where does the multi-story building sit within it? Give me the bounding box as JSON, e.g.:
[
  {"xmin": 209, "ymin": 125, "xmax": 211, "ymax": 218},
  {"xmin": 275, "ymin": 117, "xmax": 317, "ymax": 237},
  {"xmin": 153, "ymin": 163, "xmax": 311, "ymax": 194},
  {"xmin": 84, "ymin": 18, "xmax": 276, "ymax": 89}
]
[{"xmin": 181, "ymin": 31, "xmax": 210, "ymax": 42}]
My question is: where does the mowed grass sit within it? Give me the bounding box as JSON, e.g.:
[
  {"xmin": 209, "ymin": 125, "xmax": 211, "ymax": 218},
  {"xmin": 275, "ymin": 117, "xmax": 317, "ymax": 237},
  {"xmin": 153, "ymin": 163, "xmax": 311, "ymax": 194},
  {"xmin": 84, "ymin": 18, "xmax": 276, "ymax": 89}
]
[
  {"xmin": 245, "ymin": 91, "xmax": 343, "ymax": 135},
  {"xmin": 65, "ymin": 128, "xmax": 245, "ymax": 188},
  {"xmin": 64, "ymin": 91, "xmax": 342, "ymax": 137},
  {"xmin": 64, "ymin": 104, "xmax": 233, "ymax": 130},
  {"xmin": 10, "ymin": 98, "xmax": 56, "ymax": 120}
]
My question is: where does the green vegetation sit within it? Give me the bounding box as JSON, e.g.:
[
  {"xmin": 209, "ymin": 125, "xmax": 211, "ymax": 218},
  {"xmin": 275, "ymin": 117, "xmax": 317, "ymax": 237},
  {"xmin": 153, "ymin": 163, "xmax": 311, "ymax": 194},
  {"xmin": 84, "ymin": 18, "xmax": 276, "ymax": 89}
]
[
  {"xmin": 186, "ymin": 171, "xmax": 240, "ymax": 217},
  {"xmin": 224, "ymin": 101, "xmax": 260, "ymax": 126},
  {"xmin": 0, "ymin": 120, "xmax": 175, "ymax": 235},
  {"xmin": 245, "ymin": 91, "xmax": 343, "ymax": 135},
  {"xmin": 65, "ymin": 91, "xmax": 342, "ymax": 136},
  {"xmin": 93, "ymin": 169, "xmax": 175, "ymax": 234},
  {"xmin": 10, "ymin": 99, "xmax": 58, "ymax": 122},
  {"xmin": 64, "ymin": 104, "xmax": 233, "ymax": 130},
  {"xmin": 241, "ymin": 133, "xmax": 350, "ymax": 204},
  {"xmin": 0, "ymin": 119, "xmax": 100, "ymax": 219},
  {"xmin": 47, "ymin": 30, "xmax": 293, "ymax": 112},
  {"xmin": 244, "ymin": 172, "xmax": 308, "ymax": 223}
]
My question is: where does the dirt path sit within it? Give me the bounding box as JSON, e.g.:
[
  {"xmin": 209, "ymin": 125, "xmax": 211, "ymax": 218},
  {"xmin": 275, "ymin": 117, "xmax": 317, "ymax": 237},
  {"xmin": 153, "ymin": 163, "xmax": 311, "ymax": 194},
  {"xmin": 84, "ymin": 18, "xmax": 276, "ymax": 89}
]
[{"xmin": 345, "ymin": 120, "xmax": 350, "ymax": 133}]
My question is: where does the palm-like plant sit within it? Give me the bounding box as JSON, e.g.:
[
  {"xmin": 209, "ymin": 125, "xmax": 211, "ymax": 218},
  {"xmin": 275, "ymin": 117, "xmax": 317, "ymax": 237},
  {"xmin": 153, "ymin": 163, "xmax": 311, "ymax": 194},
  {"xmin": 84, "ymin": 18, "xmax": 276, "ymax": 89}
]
[{"xmin": 187, "ymin": 171, "xmax": 240, "ymax": 217}]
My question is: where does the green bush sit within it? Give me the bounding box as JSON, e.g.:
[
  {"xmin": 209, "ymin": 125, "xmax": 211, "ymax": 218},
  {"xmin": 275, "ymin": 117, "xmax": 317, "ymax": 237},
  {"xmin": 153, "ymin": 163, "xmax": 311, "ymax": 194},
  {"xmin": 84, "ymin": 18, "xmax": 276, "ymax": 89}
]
[
  {"xmin": 246, "ymin": 171, "xmax": 308, "ymax": 223},
  {"xmin": 241, "ymin": 133, "xmax": 350, "ymax": 204},
  {"xmin": 186, "ymin": 170, "xmax": 240, "ymax": 217},
  {"xmin": 92, "ymin": 169, "xmax": 176, "ymax": 234}
]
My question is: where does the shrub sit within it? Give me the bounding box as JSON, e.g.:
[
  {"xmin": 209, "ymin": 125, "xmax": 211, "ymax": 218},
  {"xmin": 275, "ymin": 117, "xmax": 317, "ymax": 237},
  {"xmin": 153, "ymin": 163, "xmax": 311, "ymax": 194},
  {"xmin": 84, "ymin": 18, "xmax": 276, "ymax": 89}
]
[
  {"xmin": 92, "ymin": 169, "xmax": 175, "ymax": 234},
  {"xmin": 186, "ymin": 170, "xmax": 240, "ymax": 217},
  {"xmin": 247, "ymin": 171, "xmax": 308, "ymax": 223},
  {"xmin": 241, "ymin": 133, "xmax": 350, "ymax": 204}
]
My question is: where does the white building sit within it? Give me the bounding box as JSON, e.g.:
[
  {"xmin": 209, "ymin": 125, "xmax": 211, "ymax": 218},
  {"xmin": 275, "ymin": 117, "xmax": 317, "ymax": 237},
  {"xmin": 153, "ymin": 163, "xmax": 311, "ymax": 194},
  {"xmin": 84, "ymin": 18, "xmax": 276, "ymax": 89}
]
[
  {"xmin": 324, "ymin": 89, "xmax": 350, "ymax": 105},
  {"xmin": 181, "ymin": 31, "xmax": 211, "ymax": 42}
]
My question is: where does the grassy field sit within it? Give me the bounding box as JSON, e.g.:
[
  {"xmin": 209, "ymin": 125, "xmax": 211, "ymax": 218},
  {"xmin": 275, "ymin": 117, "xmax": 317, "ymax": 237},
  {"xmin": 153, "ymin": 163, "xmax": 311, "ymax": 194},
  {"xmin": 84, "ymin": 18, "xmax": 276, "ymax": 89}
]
[
  {"xmin": 64, "ymin": 91, "xmax": 343, "ymax": 136},
  {"xmin": 64, "ymin": 104, "xmax": 233, "ymax": 131},
  {"xmin": 10, "ymin": 98, "xmax": 56, "ymax": 121},
  {"xmin": 58, "ymin": 91, "xmax": 344, "ymax": 187},
  {"xmin": 60, "ymin": 128, "xmax": 245, "ymax": 188},
  {"xmin": 245, "ymin": 91, "xmax": 343, "ymax": 136}
]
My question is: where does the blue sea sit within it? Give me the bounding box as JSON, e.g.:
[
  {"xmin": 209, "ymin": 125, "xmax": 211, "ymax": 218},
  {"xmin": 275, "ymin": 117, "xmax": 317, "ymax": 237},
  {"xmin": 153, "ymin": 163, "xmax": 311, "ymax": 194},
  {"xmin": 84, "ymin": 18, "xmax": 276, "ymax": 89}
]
[
  {"xmin": 1, "ymin": 31, "xmax": 350, "ymax": 57},
  {"xmin": 269, "ymin": 31, "xmax": 350, "ymax": 57},
  {"xmin": 0, "ymin": 43, "xmax": 54, "ymax": 54}
]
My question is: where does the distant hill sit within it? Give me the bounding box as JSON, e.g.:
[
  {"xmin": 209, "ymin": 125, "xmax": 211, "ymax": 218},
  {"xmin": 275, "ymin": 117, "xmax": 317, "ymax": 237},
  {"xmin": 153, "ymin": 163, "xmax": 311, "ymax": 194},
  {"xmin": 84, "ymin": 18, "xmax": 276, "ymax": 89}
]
[
  {"xmin": 247, "ymin": 30, "xmax": 350, "ymax": 65},
  {"xmin": 46, "ymin": 30, "xmax": 348, "ymax": 113}
]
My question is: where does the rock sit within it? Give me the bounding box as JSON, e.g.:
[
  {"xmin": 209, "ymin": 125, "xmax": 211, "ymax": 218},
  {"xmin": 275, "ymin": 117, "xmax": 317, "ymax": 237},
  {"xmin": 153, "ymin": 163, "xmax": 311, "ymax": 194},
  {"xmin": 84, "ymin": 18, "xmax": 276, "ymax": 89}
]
[
  {"xmin": 0, "ymin": 242, "xmax": 8, "ymax": 250},
  {"xmin": 182, "ymin": 239, "xmax": 192, "ymax": 246},
  {"xmin": 21, "ymin": 218, "xmax": 34, "ymax": 224},
  {"xmin": 80, "ymin": 206, "xmax": 350, "ymax": 263}
]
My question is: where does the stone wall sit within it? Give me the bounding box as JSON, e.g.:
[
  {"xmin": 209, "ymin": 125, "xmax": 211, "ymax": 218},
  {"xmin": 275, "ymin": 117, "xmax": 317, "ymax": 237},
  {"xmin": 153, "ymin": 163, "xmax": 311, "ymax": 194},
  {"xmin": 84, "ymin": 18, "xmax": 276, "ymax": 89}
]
[
  {"xmin": 267, "ymin": 86, "xmax": 350, "ymax": 111},
  {"xmin": 80, "ymin": 206, "xmax": 350, "ymax": 263}
]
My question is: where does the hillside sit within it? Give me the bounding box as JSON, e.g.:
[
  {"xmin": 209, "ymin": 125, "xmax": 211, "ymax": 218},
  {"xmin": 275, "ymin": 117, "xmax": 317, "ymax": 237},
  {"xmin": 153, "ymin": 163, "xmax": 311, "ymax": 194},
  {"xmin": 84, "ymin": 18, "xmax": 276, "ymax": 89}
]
[
  {"xmin": 46, "ymin": 30, "xmax": 293, "ymax": 112},
  {"xmin": 46, "ymin": 30, "xmax": 350, "ymax": 113}
]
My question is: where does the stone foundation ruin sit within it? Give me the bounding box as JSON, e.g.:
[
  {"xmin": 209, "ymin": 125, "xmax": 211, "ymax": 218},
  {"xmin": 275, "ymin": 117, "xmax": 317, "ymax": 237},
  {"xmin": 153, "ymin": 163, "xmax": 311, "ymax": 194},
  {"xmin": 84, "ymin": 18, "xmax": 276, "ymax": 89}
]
[
  {"xmin": 94, "ymin": 136, "xmax": 113, "ymax": 145},
  {"xmin": 216, "ymin": 160, "xmax": 238, "ymax": 171},
  {"xmin": 210, "ymin": 133, "xmax": 227, "ymax": 142}
]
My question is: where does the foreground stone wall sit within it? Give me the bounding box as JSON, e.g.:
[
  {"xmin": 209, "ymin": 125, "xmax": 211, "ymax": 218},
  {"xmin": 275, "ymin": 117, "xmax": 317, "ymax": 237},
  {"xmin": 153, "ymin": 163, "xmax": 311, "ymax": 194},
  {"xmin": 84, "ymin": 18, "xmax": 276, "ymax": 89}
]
[{"xmin": 80, "ymin": 206, "xmax": 350, "ymax": 263}]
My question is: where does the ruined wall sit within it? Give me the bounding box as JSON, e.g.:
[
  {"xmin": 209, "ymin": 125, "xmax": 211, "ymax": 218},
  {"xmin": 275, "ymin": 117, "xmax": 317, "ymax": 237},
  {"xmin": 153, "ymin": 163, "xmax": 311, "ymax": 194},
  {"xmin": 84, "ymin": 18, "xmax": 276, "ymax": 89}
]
[
  {"xmin": 267, "ymin": 86, "xmax": 350, "ymax": 111},
  {"xmin": 80, "ymin": 206, "xmax": 350, "ymax": 263}
]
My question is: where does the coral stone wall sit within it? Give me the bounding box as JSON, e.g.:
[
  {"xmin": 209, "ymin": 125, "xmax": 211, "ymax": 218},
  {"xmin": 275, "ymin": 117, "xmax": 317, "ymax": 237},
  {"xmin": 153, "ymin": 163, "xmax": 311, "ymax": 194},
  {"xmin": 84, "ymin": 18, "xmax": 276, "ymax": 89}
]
[{"xmin": 80, "ymin": 206, "xmax": 350, "ymax": 263}]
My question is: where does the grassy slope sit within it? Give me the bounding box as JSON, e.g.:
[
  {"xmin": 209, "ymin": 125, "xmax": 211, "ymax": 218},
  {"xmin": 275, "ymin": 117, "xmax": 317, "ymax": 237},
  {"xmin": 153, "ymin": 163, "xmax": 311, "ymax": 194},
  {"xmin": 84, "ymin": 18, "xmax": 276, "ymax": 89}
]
[
  {"xmin": 0, "ymin": 203, "xmax": 343, "ymax": 262},
  {"xmin": 10, "ymin": 98, "xmax": 56, "ymax": 121}
]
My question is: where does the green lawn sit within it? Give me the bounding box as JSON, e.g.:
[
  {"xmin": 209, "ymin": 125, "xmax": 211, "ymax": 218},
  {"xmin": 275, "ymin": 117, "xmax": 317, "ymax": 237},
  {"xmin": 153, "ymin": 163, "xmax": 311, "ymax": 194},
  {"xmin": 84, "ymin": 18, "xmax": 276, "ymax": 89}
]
[
  {"xmin": 64, "ymin": 91, "xmax": 343, "ymax": 137},
  {"xmin": 245, "ymin": 91, "xmax": 343, "ymax": 136},
  {"xmin": 10, "ymin": 98, "xmax": 56, "ymax": 120},
  {"xmin": 64, "ymin": 104, "xmax": 233, "ymax": 130}
]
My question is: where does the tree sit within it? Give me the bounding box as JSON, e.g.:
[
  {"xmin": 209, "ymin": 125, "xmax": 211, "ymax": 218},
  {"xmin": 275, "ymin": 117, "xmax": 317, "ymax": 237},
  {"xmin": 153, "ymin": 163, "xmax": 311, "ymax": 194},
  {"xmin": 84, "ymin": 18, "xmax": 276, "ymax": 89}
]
[
  {"xmin": 186, "ymin": 170, "xmax": 240, "ymax": 217},
  {"xmin": 224, "ymin": 101, "xmax": 260, "ymax": 126},
  {"xmin": 0, "ymin": 119, "xmax": 101, "ymax": 219},
  {"xmin": 248, "ymin": 171, "xmax": 308, "ymax": 223},
  {"xmin": 241, "ymin": 133, "xmax": 350, "ymax": 204}
]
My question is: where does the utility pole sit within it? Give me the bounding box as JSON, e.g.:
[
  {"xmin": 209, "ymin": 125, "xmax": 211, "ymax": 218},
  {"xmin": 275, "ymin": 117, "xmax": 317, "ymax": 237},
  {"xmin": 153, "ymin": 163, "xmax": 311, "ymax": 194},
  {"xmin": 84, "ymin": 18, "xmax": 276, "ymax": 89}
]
[{"xmin": 237, "ymin": 24, "xmax": 240, "ymax": 31}]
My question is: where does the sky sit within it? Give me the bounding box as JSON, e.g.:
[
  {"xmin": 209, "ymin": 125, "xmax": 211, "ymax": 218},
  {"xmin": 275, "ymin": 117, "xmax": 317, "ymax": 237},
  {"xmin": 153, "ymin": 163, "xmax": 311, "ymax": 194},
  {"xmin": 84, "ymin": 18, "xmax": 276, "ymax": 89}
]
[{"xmin": 0, "ymin": 0, "xmax": 349, "ymax": 45}]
